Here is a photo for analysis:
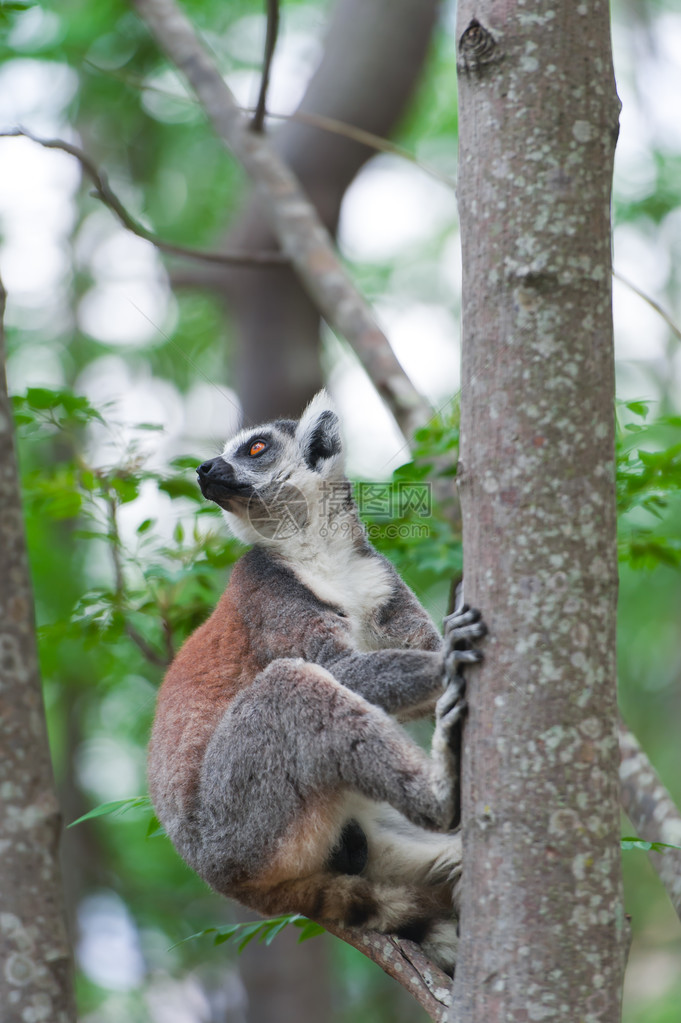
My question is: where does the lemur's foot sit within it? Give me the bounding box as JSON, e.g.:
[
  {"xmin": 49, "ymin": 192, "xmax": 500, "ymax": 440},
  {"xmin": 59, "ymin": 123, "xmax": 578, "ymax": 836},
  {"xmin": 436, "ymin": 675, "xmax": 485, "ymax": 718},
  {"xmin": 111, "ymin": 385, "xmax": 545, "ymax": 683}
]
[
  {"xmin": 443, "ymin": 605, "xmax": 487, "ymax": 675},
  {"xmin": 436, "ymin": 673, "xmax": 467, "ymax": 730}
]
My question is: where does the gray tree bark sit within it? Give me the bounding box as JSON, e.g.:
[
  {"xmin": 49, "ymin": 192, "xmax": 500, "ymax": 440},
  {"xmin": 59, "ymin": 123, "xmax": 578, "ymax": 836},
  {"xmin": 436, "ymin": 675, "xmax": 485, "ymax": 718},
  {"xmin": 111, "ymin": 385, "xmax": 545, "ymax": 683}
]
[
  {"xmin": 452, "ymin": 2, "xmax": 625, "ymax": 1020},
  {"xmin": 0, "ymin": 280, "xmax": 77, "ymax": 1021}
]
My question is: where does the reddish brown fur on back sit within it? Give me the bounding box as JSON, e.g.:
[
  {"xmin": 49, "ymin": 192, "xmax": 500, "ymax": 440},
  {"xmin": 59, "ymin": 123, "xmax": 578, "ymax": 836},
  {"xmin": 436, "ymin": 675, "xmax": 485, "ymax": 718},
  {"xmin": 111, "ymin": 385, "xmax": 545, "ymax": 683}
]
[{"xmin": 148, "ymin": 564, "xmax": 263, "ymax": 811}]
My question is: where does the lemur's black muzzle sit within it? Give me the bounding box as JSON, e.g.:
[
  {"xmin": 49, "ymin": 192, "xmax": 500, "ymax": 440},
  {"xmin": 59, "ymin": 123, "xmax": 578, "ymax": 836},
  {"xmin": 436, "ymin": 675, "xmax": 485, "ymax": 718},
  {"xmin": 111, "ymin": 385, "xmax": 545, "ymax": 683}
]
[{"xmin": 197, "ymin": 458, "xmax": 248, "ymax": 505}]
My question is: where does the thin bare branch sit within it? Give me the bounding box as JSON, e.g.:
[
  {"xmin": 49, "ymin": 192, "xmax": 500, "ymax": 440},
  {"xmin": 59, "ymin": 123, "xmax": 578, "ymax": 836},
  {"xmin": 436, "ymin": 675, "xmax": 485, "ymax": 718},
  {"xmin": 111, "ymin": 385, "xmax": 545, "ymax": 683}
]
[
  {"xmin": 618, "ymin": 715, "xmax": 681, "ymax": 922},
  {"xmin": 614, "ymin": 270, "xmax": 681, "ymax": 344},
  {"xmin": 84, "ymin": 60, "xmax": 456, "ymax": 188},
  {"xmin": 322, "ymin": 922, "xmax": 452, "ymax": 1022},
  {"xmin": 251, "ymin": 0, "xmax": 280, "ymax": 133},
  {"xmin": 285, "ymin": 109, "xmax": 456, "ymax": 188},
  {"xmin": 129, "ymin": 0, "xmax": 432, "ymax": 440},
  {"xmin": 0, "ymin": 128, "xmax": 286, "ymax": 268}
]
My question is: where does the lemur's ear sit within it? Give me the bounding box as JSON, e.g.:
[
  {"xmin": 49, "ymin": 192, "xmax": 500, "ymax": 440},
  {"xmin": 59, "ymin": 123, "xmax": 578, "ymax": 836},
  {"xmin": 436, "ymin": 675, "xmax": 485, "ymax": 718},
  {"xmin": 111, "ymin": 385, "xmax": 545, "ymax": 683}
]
[{"xmin": 296, "ymin": 390, "xmax": 343, "ymax": 471}]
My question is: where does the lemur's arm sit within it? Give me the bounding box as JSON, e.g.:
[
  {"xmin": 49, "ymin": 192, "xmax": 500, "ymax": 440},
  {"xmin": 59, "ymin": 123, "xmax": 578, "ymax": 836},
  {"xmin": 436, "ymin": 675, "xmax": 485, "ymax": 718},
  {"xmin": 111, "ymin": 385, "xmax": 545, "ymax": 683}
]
[
  {"xmin": 319, "ymin": 566, "xmax": 447, "ymax": 716},
  {"xmin": 318, "ymin": 643, "xmax": 444, "ymax": 716},
  {"xmin": 302, "ymin": 576, "xmax": 444, "ymax": 717},
  {"xmin": 308, "ymin": 577, "xmax": 483, "ymax": 718}
]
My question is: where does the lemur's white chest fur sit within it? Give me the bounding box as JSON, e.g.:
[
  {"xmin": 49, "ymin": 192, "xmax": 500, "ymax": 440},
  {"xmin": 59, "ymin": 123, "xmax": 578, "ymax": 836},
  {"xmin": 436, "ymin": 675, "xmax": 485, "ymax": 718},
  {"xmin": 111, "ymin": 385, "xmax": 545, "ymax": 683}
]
[{"xmin": 286, "ymin": 541, "xmax": 394, "ymax": 652}]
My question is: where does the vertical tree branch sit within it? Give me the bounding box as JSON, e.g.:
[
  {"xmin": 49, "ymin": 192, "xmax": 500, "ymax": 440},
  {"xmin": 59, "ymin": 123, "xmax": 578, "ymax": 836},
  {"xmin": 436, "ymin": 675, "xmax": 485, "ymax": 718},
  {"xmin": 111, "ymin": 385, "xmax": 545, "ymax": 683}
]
[
  {"xmin": 453, "ymin": 3, "xmax": 624, "ymax": 1019},
  {"xmin": 0, "ymin": 281, "xmax": 77, "ymax": 1020}
]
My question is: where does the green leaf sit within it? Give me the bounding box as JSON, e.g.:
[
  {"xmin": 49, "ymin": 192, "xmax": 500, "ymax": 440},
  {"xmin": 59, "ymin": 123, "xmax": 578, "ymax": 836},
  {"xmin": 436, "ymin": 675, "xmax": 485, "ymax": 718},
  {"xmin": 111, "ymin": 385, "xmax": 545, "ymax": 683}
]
[
  {"xmin": 624, "ymin": 400, "xmax": 650, "ymax": 417},
  {"xmin": 294, "ymin": 918, "xmax": 327, "ymax": 942},
  {"xmin": 212, "ymin": 926, "xmax": 242, "ymax": 946},
  {"xmin": 169, "ymin": 927, "xmax": 220, "ymax": 950},
  {"xmin": 68, "ymin": 796, "xmax": 152, "ymax": 827},
  {"xmin": 236, "ymin": 921, "xmax": 270, "ymax": 951},
  {"xmin": 47, "ymin": 491, "xmax": 83, "ymax": 520},
  {"xmin": 110, "ymin": 476, "xmax": 140, "ymax": 504},
  {"xmin": 13, "ymin": 412, "xmax": 35, "ymax": 426},
  {"xmin": 171, "ymin": 455, "xmax": 203, "ymax": 471},
  {"xmin": 159, "ymin": 477, "xmax": 203, "ymax": 501},
  {"xmin": 25, "ymin": 386, "xmax": 61, "ymax": 410},
  {"xmin": 263, "ymin": 916, "xmax": 293, "ymax": 945},
  {"xmin": 146, "ymin": 814, "xmax": 167, "ymax": 839},
  {"xmin": 621, "ymin": 836, "xmax": 681, "ymax": 853}
]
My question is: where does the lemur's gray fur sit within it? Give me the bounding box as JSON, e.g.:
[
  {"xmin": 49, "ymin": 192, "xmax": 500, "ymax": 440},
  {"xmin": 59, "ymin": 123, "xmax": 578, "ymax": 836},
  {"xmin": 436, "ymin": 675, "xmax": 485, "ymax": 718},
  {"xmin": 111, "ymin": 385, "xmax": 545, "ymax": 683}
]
[{"xmin": 148, "ymin": 391, "xmax": 486, "ymax": 972}]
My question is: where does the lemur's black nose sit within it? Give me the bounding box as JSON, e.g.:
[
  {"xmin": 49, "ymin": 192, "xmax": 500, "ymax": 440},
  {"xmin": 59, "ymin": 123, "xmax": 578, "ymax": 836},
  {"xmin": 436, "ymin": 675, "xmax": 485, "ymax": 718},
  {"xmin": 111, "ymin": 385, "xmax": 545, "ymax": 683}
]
[{"xmin": 197, "ymin": 457, "xmax": 224, "ymax": 478}]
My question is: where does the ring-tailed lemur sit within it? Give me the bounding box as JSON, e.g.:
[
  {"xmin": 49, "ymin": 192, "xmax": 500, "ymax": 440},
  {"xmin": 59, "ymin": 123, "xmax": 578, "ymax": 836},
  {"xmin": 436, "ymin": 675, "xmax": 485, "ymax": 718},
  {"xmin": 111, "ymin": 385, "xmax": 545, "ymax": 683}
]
[{"xmin": 148, "ymin": 391, "xmax": 486, "ymax": 972}]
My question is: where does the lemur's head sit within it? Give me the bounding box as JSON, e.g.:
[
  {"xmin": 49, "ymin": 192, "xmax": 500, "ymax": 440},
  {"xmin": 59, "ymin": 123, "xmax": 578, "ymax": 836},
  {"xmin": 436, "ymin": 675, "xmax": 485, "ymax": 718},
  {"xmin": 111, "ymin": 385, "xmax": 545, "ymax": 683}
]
[{"xmin": 196, "ymin": 390, "xmax": 348, "ymax": 545}]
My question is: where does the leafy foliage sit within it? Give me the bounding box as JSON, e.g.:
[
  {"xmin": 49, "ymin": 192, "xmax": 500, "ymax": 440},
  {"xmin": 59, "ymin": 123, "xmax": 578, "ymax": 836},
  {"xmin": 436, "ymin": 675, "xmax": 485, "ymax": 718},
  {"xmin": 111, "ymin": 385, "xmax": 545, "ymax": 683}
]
[
  {"xmin": 366, "ymin": 404, "xmax": 462, "ymax": 605},
  {"xmin": 616, "ymin": 400, "xmax": 681, "ymax": 569},
  {"xmin": 14, "ymin": 386, "xmax": 242, "ymax": 666},
  {"xmin": 175, "ymin": 915, "xmax": 326, "ymax": 953}
]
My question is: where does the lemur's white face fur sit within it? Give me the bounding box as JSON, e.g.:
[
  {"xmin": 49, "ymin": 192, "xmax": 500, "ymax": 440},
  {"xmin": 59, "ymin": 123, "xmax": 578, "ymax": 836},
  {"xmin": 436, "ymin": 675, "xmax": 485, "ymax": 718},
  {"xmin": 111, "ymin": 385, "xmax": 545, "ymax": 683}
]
[{"xmin": 196, "ymin": 391, "xmax": 348, "ymax": 547}]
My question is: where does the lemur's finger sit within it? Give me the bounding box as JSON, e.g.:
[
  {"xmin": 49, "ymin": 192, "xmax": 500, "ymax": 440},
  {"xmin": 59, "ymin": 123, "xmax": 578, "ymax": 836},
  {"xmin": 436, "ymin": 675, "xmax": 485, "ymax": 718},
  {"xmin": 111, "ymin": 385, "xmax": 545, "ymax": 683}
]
[
  {"xmin": 445, "ymin": 620, "xmax": 487, "ymax": 644},
  {"xmin": 437, "ymin": 675, "xmax": 466, "ymax": 716},
  {"xmin": 444, "ymin": 606, "xmax": 484, "ymax": 633},
  {"xmin": 445, "ymin": 649, "xmax": 483, "ymax": 673}
]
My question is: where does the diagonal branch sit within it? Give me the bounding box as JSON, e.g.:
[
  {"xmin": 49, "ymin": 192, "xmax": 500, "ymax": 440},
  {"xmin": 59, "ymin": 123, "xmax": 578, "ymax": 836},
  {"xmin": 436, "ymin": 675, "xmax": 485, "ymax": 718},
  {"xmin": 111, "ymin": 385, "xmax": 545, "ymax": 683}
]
[
  {"xmin": 0, "ymin": 128, "xmax": 286, "ymax": 268},
  {"xmin": 322, "ymin": 922, "xmax": 452, "ymax": 1022},
  {"xmin": 129, "ymin": 0, "xmax": 431, "ymax": 440},
  {"xmin": 618, "ymin": 715, "xmax": 681, "ymax": 922},
  {"xmin": 614, "ymin": 270, "xmax": 681, "ymax": 345}
]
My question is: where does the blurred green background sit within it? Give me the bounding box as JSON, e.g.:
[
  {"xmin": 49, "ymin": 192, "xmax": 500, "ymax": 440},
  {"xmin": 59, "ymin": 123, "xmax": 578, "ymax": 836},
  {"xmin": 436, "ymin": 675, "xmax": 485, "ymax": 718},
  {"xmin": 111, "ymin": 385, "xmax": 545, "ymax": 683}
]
[{"xmin": 1, "ymin": 0, "xmax": 680, "ymax": 1020}]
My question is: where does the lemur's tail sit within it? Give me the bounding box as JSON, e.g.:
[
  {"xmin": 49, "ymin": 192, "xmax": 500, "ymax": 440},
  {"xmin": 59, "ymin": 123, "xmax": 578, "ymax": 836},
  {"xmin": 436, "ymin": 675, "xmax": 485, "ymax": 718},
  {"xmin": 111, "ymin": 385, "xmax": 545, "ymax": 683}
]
[{"xmin": 234, "ymin": 872, "xmax": 458, "ymax": 973}]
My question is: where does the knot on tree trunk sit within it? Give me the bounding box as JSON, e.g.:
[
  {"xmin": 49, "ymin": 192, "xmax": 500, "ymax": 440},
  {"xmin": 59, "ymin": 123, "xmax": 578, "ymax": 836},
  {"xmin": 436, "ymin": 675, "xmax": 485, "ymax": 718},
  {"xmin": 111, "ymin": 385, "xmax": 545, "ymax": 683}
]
[{"xmin": 458, "ymin": 18, "xmax": 499, "ymax": 75}]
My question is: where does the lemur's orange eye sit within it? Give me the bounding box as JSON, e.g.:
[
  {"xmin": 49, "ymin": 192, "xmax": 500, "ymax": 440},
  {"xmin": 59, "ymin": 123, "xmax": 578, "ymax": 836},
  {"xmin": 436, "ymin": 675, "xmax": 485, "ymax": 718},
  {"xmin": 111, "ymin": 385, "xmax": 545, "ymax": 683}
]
[{"xmin": 249, "ymin": 440, "xmax": 266, "ymax": 456}]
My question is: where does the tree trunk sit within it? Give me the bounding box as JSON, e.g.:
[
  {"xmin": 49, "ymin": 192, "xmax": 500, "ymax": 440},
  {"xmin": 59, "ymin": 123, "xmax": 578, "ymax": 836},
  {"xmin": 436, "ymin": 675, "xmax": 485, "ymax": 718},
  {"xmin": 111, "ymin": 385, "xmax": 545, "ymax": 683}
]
[
  {"xmin": 453, "ymin": 3, "xmax": 625, "ymax": 1020},
  {"xmin": 0, "ymin": 281, "xmax": 77, "ymax": 1021}
]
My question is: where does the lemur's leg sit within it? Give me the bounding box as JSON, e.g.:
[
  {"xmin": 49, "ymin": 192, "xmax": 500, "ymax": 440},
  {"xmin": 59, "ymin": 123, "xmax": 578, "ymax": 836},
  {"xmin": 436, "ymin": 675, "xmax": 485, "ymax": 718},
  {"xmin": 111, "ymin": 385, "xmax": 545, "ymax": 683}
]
[
  {"xmin": 438, "ymin": 599, "xmax": 487, "ymax": 826},
  {"xmin": 202, "ymin": 658, "xmax": 459, "ymax": 834}
]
